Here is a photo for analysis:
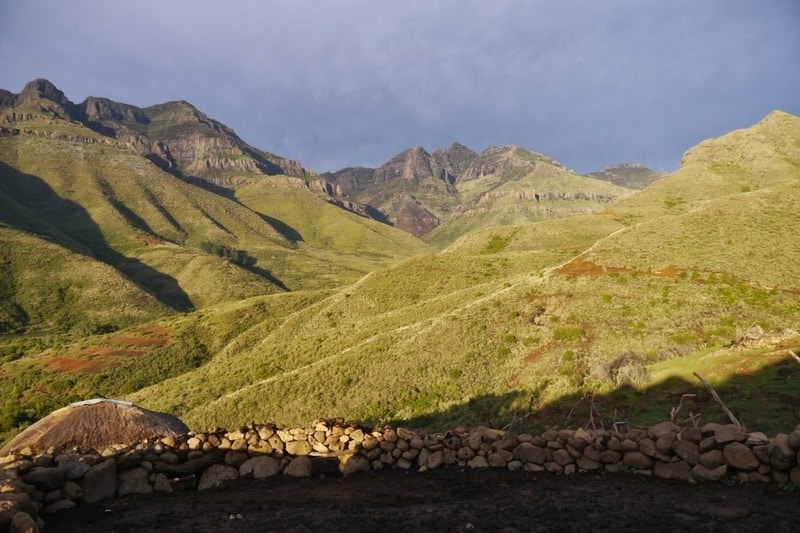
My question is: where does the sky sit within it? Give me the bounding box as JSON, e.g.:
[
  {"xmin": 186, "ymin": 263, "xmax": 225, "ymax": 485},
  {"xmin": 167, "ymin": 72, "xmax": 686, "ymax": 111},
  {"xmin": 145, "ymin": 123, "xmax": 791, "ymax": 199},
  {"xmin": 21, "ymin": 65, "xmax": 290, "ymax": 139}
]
[{"xmin": 1, "ymin": 1, "xmax": 799, "ymax": 174}]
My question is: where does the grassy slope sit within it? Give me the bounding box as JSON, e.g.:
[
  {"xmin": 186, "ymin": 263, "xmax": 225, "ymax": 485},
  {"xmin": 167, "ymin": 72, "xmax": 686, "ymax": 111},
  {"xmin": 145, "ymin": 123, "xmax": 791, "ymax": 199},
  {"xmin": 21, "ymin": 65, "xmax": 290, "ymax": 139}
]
[
  {"xmin": 235, "ymin": 180, "xmax": 435, "ymax": 288},
  {"xmin": 125, "ymin": 111, "xmax": 800, "ymax": 435},
  {"xmin": 2, "ymin": 110, "xmax": 799, "ymax": 444}
]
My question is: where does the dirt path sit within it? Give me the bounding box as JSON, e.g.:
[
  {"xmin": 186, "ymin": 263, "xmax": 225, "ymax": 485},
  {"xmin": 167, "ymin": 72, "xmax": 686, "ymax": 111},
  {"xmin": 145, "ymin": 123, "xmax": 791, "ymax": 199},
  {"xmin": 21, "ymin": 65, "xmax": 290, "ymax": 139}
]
[{"xmin": 47, "ymin": 468, "xmax": 800, "ymax": 532}]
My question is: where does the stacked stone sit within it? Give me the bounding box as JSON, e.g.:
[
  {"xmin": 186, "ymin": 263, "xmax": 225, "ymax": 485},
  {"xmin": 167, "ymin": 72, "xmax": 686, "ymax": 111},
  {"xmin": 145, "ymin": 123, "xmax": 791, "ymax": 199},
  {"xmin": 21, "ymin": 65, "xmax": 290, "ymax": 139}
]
[{"xmin": 1, "ymin": 419, "xmax": 799, "ymax": 533}]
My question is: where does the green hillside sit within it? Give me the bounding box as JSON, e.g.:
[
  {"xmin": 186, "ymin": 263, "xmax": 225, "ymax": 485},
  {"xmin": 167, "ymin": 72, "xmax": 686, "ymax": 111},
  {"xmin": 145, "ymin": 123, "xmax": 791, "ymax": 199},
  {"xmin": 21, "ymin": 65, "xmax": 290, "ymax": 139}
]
[
  {"xmin": 1, "ymin": 81, "xmax": 798, "ymax": 445},
  {"xmin": 124, "ymin": 111, "xmax": 799, "ymax": 435}
]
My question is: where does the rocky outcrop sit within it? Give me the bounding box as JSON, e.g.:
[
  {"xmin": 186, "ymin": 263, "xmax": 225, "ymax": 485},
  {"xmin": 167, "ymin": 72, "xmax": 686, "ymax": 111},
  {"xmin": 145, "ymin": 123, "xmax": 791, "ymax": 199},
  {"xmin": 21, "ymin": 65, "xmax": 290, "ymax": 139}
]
[
  {"xmin": 382, "ymin": 193, "xmax": 441, "ymax": 235},
  {"xmin": 458, "ymin": 145, "xmax": 566, "ymax": 183},
  {"xmin": 432, "ymin": 142, "xmax": 478, "ymax": 179},
  {"xmin": 373, "ymin": 146, "xmax": 452, "ymax": 185}
]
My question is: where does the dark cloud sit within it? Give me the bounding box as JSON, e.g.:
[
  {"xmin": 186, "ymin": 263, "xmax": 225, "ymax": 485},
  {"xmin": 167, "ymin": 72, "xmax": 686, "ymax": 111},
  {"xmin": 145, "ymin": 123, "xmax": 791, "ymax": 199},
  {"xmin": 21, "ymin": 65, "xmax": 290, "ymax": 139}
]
[{"xmin": 1, "ymin": 0, "xmax": 798, "ymax": 173}]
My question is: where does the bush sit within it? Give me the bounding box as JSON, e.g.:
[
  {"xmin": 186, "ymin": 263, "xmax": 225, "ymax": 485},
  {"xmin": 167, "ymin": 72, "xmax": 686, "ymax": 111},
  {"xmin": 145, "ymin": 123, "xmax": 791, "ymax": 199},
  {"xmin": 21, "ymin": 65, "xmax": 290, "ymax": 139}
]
[{"xmin": 600, "ymin": 351, "xmax": 650, "ymax": 389}]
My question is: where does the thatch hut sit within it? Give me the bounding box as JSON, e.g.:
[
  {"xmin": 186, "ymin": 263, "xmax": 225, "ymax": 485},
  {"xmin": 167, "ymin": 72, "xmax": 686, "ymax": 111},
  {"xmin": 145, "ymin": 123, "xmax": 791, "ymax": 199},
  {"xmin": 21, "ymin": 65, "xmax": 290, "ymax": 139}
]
[{"xmin": 0, "ymin": 398, "xmax": 189, "ymax": 456}]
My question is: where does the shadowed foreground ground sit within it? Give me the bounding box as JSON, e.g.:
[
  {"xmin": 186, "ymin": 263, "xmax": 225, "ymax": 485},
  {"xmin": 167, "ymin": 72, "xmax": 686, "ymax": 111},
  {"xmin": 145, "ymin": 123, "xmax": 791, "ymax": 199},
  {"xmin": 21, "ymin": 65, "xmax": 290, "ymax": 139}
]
[{"xmin": 47, "ymin": 468, "xmax": 799, "ymax": 533}]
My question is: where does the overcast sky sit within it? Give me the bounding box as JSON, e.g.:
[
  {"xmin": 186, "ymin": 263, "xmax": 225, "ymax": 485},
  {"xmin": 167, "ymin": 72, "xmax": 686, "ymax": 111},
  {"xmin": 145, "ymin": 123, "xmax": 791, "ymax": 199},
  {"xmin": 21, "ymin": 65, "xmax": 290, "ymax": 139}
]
[{"xmin": 1, "ymin": 1, "xmax": 798, "ymax": 174}]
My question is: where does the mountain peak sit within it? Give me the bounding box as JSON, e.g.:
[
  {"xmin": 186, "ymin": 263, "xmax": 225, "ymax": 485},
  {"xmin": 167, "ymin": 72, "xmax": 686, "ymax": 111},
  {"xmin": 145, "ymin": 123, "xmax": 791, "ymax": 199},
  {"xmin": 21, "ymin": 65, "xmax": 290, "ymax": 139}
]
[{"xmin": 17, "ymin": 78, "xmax": 72, "ymax": 107}]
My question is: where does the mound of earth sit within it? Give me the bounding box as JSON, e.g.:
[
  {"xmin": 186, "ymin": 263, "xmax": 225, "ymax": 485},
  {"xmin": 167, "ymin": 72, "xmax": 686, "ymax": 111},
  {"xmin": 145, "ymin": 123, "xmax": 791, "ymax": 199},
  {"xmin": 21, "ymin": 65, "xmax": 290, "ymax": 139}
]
[{"xmin": 47, "ymin": 468, "xmax": 799, "ymax": 532}]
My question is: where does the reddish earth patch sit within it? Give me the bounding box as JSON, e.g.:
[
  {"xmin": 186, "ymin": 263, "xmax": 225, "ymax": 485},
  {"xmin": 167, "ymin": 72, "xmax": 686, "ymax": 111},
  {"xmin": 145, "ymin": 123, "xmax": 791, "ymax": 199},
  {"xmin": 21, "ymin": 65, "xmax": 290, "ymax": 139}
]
[
  {"xmin": 46, "ymin": 357, "xmax": 119, "ymax": 374},
  {"xmin": 80, "ymin": 347, "xmax": 146, "ymax": 357},
  {"xmin": 558, "ymin": 258, "xmax": 680, "ymax": 279},
  {"xmin": 523, "ymin": 341, "xmax": 554, "ymax": 364},
  {"xmin": 106, "ymin": 336, "xmax": 168, "ymax": 347}
]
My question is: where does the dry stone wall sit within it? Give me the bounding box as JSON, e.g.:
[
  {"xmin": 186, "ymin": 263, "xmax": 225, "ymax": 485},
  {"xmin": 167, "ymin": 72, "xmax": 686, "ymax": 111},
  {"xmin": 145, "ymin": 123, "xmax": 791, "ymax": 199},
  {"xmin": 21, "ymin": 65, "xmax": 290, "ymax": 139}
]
[{"xmin": 2, "ymin": 419, "xmax": 800, "ymax": 532}]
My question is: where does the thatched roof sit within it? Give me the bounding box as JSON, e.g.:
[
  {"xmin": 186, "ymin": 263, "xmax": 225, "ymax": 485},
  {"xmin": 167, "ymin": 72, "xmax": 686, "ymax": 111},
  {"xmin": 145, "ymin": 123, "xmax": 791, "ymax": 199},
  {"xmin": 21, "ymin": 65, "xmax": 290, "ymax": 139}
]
[{"xmin": 0, "ymin": 399, "xmax": 189, "ymax": 456}]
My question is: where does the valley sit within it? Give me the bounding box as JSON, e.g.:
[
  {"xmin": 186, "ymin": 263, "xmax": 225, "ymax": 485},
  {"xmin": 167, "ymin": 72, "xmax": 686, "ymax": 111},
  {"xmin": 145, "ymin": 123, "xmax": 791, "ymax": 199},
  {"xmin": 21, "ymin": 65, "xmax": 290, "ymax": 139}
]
[{"xmin": 0, "ymin": 79, "xmax": 799, "ymax": 446}]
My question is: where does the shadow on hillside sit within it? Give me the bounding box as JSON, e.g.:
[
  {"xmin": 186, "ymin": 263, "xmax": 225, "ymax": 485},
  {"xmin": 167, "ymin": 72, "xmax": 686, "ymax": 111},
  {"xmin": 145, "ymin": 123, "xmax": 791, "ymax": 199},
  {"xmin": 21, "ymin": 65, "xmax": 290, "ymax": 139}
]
[
  {"xmin": 392, "ymin": 355, "xmax": 800, "ymax": 435},
  {"xmin": 0, "ymin": 162, "xmax": 194, "ymax": 312},
  {"xmin": 170, "ymin": 173, "xmax": 305, "ymax": 246}
]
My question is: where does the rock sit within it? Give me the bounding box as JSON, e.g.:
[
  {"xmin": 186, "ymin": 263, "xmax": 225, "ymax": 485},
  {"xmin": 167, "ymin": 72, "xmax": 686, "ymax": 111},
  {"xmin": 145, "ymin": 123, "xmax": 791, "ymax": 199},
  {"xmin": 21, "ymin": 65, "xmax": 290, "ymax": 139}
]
[
  {"xmin": 61, "ymin": 481, "xmax": 82, "ymax": 500},
  {"xmin": 0, "ymin": 500, "xmax": 21, "ymax": 530},
  {"xmin": 507, "ymin": 460, "xmax": 523, "ymax": 471},
  {"xmin": 493, "ymin": 434, "xmax": 519, "ymax": 451},
  {"xmin": 44, "ymin": 499, "xmax": 75, "ymax": 514},
  {"xmin": 0, "ymin": 492, "xmax": 36, "ymax": 516},
  {"xmin": 771, "ymin": 435, "xmax": 796, "ymax": 470},
  {"xmin": 284, "ymin": 456, "xmax": 312, "ymax": 478},
  {"xmin": 117, "ymin": 467, "xmax": 152, "ymax": 496},
  {"xmin": 699, "ymin": 436, "xmax": 717, "ymax": 452},
  {"xmin": 21, "ymin": 468, "xmax": 64, "ymax": 491},
  {"xmin": 467, "ymin": 455, "xmax": 489, "ymax": 469},
  {"xmin": 582, "ymin": 447, "xmax": 602, "ymax": 462},
  {"xmin": 789, "ymin": 467, "xmax": 800, "ymax": 485},
  {"xmin": 425, "ymin": 451, "xmax": 445, "ymax": 470},
  {"xmin": 457, "ymin": 447, "xmax": 475, "ymax": 461},
  {"xmin": 487, "ymin": 452, "xmax": 507, "ymax": 468},
  {"xmin": 513, "ymin": 443, "xmax": 546, "ymax": 465},
  {"xmin": 748, "ymin": 472, "xmax": 771, "ymax": 483},
  {"xmin": 671, "ymin": 440, "xmax": 700, "ymax": 465},
  {"xmin": 723, "ymin": 442, "xmax": 759, "ymax": 471},
  {"xmin": 599, "ymin": 450, "xmax": 622, "ymax": 464},
  {"xmin": 239, "ymin": 456, "xmax": 281, "ymax": 479},
  {"xmin": 714, "ymin": 425, "xmax": 748, "ymax": 445},
  {"xmin": 285, "ymin": 440, "xmax": 313, "ymax": 456},
  {"xmin": 223, "ymin": 451, "xmax": 249, "ymax": 468},
  {"xmin": 746, "ymin": 432, "xmax": 769, "ymax": 446},
  {"xmin": 340, "ymin": 455, "xmax": 371, "ymax": 476},
  {"xmin": 9, "ymin": 511, "xmax": 39, "ymax": 533},
  {"xmin": 158, "ymin": 452, "xmax": 179, "ymax": 465},
  {"xmin": 151, "ymin": 474, "xmax": 172, "ymax": 493},
  {"xmin": 552, "ymin": 449, "xmax": 573, "ymax": 466},
  {"xmin": 466, "ymin": 430, "xmax": 483, "ymax": 451},
  {"xmin": 788, "ymin": 426, "xmax": 800, "ymax": 450},
  {"xmin": 699, "ymin": 450, "xmax": 725, "ymax": 470},
  {"xmin": 654, "ymin": 460, "xmax": 693, "ymax": 481},
  {"xmin": 248, "ymin": 440, "xmax": 273, "ymax": 456},
  {"xmin": 57, "ymin": 459, "xmax": 90, "ymax": 480},
  {"xmin": 623, "ymin": 451, "xmax": 654, "ymax": 470},
  {"xmin": 752, "ymin": 444, "xmax": 770, "ymax": 464},
  {"xmin": 655, "ymin": 433, "xmax": 676, "ymax": 455},
  {"xmin": 647, "ymin": 422, "xmax": 678, "ymax": 440},
  {"xmin": 576, "ymin": 456, "xmax": 601, "ymax": 471},
  {"xmin": 396, "ymin": 458, "xmax": 412, "ymax": 470},
  {"xmin": 679, "ymin": 427, "xmax": 702, "ymax": 443},
  {"xmin": 198, "ymin": 464, "xmax": 238, "ymax": 490},
  {"xmin": 81, "ymin": 459, "xmax": 117, "ymax": 504},
  {"xmin": 691, "ymin": 464, "xmax": 727, "ymax": 482}
]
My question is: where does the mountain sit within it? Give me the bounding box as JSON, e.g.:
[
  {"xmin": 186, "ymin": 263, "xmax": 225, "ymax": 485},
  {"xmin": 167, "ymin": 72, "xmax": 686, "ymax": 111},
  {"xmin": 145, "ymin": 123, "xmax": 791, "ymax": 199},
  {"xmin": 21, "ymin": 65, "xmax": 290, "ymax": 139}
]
[
  {"xmin": 1, "ymin": 78, "xmax": 798, "ymax": 444},
  {"xmin": 324, "ymin": 143, "xmax": 635, "ymax": 243},
  {"xmin": 583, "ymin": 163, "xmax": 665, "ymax": 189},
  {"xmin": 113, "ymin": 110, "xmax": 798, "ymax": 436},
  {"xmin": 0, "ymin": 79, "xmax": 432, "ymax": 333}
]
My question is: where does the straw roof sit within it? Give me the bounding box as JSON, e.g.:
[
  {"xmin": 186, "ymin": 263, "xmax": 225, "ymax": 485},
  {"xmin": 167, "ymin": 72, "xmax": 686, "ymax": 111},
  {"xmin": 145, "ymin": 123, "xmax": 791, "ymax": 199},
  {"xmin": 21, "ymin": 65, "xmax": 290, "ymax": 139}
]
[{"xmin": 0, "ymin": 399, "xmax": 189, "ymax": 456}]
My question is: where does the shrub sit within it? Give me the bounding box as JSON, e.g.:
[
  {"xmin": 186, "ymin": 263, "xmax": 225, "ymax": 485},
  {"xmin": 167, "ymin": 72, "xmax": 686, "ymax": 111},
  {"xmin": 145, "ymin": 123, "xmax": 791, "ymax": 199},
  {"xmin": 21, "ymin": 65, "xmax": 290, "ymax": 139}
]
[{"xmin": 600, "ymin": 351, "xmax": 650, "ymax": 389}]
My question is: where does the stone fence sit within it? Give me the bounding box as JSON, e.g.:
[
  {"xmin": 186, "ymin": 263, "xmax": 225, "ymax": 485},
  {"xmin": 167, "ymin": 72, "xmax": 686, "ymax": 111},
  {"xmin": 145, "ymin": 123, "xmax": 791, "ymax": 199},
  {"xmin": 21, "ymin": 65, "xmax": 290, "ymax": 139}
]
[{"xmin": 2, "ymin": 419, "xmax": 799, "ymax": 532}]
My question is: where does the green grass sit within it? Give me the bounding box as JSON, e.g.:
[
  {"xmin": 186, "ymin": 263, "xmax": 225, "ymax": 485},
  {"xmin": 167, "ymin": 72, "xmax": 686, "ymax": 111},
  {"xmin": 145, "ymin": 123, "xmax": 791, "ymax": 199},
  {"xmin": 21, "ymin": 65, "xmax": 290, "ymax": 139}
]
[{"xmin": 1, "ymin": 98, "xmax": 800, "ymax": 444}]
